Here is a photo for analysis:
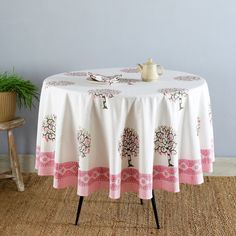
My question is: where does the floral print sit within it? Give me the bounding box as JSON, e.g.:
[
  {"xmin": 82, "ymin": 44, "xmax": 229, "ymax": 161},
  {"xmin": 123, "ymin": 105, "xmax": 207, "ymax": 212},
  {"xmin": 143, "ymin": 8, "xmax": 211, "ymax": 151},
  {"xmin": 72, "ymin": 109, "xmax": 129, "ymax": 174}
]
[
  {"xmin": 42, "ymin": 115, "xmax": 56, "ymax": 142},
  {"xmin": 118, "ymin": 128, "xmax": 139, "ymax": 167},
  {"xmin": 88, "ymin": 89, "xmax": 121, "ymax": 109},
  {"xmin": 174, "ymin": 76, "xmax": 201, "ymax": 81},
  {"xmin": 45, "ymin": 81, "xmax": 75, "ymax": 88},
  {"xmin": 120, "ymin": 68, "xmax": 139, "ymax": 73},
  {"xmin": 64, "ymin": 72, "xmax": 87, "ymax": 76},
  {"xmin": 77, "ymin": 128, "xmax": 91, "ymax": 158},
  {"xmin": 154, "ymin": 126, "xmax": 177, "ymax": 167},
  {"xmin": 160, "ymin": 88, "xmax": 188, "ymax": 110}
]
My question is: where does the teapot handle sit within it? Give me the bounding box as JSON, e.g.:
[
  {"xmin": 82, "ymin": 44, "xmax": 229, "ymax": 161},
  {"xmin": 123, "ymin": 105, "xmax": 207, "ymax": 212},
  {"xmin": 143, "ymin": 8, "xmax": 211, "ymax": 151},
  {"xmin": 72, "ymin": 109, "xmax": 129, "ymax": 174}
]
[
  {"xmin": 156, "ymin": 65, "xmax": 164, "ymax": 75},
  {"xmin": 137, "ymin": 64, "xmax": 143, "ymax": 72}
]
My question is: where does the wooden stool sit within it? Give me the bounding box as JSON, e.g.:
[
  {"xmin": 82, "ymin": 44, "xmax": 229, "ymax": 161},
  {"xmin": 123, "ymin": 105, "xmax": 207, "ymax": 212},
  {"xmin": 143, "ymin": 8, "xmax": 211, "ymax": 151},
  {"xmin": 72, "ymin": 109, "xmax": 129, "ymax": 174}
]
[{"xmin": 0, "ymin": 117, "xmax": 25, "ymax": 191}]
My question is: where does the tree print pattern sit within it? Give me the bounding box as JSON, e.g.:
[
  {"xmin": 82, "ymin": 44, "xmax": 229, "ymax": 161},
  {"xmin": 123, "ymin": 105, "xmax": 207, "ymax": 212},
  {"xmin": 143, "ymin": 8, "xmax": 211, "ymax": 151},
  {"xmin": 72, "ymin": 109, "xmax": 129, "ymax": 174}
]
[
  {"xmin": 120, "ymin": 68, "xmax": 139, "ymax": 73},
  {"xmin": 118, "ymin": 128, "xmax": 139, "ymax": 167},
  {"xmin": 64, "ymin": 72, "xmax": 87, "ymax": 76},
  {"xmin": 209, "ymin": 104, "xmax": 212, "ymax": 123},
  {"xmin": 42, "ymin": 115, "xmax": 56, "ymax": 142},
  {"xmin": 197, "ymin": 117, "xmax": 200, "ymax": 136},
  {"xmin": 88, "ymin": 89, "xmax": 121, "ymax": 109},
  {"xmin": 45, "ymin": 81, "xmax": 75, "ymax": 88},
  {"xmin": 154, "ymin": 126, "xmax": 177, "ymax": 167},
  {"xmin": 160, "ymin": 88, "xmax": 188, "ymax": 110},
  {"xmin": 118, "ymin": 78, "xmax": 141, "ymax": 85},
  {"xmin": 77, "ymin": 128, "xmax": 91, "ymax": 158},
  {"xmin": 174, "ymin": 76, "xmax": 201, "ymax": 81}
]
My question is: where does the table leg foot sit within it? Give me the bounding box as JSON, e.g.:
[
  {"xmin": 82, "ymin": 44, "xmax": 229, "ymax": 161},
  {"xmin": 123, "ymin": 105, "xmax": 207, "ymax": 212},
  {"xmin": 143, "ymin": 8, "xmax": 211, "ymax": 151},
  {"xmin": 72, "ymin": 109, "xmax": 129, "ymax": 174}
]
[
  {"xmin": 75, "ymin": 196, "xmax": 84, "ymax": 226},
  {"xmin": 151, "ymin": 190, "xmax": 160, "ymax": 229}
]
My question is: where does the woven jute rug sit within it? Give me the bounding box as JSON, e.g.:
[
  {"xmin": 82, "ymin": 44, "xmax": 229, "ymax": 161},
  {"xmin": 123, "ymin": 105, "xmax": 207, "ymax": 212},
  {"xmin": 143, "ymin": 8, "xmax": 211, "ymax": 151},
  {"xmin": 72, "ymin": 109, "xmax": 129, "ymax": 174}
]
[{"xmin": 0, "ymin": 174, "xmax": 235, "ymax": 236}]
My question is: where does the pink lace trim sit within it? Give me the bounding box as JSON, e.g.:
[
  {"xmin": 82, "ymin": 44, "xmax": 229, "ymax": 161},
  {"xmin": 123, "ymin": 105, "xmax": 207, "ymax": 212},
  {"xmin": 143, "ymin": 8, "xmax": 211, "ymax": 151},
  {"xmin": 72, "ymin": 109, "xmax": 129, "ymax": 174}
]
[
  {"xmin": 35, "ymin": 146, "xmax": 55, "ymax": 175},
  {"xmin": 36, "ymin": 146, "xmax": 214, "ymax": 199}
]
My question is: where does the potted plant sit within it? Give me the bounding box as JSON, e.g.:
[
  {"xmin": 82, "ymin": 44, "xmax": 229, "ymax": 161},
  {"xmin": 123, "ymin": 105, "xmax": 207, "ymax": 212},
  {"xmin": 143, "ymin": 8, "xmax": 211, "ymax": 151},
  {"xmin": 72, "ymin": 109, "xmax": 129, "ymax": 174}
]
[{"xmin": 0, "ymin": 71, "xmax": 39, "ymax": 122}]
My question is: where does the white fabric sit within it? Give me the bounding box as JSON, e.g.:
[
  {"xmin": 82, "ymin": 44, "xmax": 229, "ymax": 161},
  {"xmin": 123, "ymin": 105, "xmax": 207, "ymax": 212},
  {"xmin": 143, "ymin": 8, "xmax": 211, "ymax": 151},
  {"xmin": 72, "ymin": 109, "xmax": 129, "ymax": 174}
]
[{"xmin": 36, "ymin": 68, "xmax": 214, "ymax": 199}]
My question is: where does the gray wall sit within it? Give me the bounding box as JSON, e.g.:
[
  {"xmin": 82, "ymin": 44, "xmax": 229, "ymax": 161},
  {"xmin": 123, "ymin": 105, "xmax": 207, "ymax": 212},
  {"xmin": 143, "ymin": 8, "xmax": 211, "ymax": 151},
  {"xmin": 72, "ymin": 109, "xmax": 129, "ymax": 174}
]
[{"xmin": 0, "ymin": 0, "xmax": 235, "ymax": 156}]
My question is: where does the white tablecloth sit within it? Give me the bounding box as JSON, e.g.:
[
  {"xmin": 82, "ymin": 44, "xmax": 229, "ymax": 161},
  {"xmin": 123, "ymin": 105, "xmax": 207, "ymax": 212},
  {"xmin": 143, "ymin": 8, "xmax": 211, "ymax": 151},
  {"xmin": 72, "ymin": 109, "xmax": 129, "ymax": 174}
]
[{"xmin": 36, "ymin": 68, "xmax": 215, "ymax": 199}]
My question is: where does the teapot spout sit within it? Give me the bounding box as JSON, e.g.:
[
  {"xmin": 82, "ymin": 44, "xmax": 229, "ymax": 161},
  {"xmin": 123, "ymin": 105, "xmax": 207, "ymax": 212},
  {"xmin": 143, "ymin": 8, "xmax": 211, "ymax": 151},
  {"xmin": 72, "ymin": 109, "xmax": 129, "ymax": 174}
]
[{"xmin": 137, "ymin": 64, "xmax": 143, "ymax": 72}]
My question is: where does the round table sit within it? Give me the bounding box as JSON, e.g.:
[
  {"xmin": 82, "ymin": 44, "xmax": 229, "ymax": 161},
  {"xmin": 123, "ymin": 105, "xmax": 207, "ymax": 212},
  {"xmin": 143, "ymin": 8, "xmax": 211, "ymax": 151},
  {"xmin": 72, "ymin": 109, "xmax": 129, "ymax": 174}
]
[{"xmin": 36, "ymin": 67, "xmax": 215, "ymax": 199}]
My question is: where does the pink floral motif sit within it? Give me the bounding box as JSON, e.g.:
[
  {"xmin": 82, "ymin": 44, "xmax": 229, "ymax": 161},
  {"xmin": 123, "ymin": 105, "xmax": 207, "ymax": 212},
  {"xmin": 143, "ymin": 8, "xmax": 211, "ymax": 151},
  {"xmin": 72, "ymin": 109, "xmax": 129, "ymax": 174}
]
[
  {"xmin": 64, "ymin": 72, "xmax": 87, "ymax": 76},
  {"xmin": 174, "ymin": 76, "xmax": 201, "ymax": 81},
  {"xmin": 118, "ymin": 78, "xmax": 141, "ymax": 85},
  {"xmin": 118, "ymin": 128, "xmax": 139, "ymax": 167},
  {"xmin": 154, "ymin": 126, "xmax": 177, "ymax": 167},
  {"xmin": 197, "ymin": 117, "xmax": 200, "ymax": 136},
  {"xmin": 35, "ymin": 148, "xmax": 55, "ymax": 173},
  {"xmin": 77, "ymin": 128, "xmax": 91, "ymax": 158},
  {"xmin": 88, "ymin": 89, "xmax": 121, "ymax": 109},
  {"xmin": 55, "ymin": 162, "xmax": 78, "ymax": 179},
  {"xmin": 45, "ymin": 80, "xmax": 75, "ymax": 88},
  {"xmin": 42, "ymin": 115, "xmax": 56, "ymax": 142},
  {"xmin": 160, "ymin": 88, "xmax": 188, "ymax": 110},
  {"xmin": 120, "ymin": 68, "xmax": 139, "ymax": 73}
]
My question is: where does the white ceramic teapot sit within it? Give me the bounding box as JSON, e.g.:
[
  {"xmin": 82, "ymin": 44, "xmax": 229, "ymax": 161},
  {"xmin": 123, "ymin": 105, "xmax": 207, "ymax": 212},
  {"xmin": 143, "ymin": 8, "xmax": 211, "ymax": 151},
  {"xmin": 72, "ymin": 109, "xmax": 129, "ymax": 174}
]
[{"xmin": 137, "ymin": 58, "xmax": 164, "ymax": 82}]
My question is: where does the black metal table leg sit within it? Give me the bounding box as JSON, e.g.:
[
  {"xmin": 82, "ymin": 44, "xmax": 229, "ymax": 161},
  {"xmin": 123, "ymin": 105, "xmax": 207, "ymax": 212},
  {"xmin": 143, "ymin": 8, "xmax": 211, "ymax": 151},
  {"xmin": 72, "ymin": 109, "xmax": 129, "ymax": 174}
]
[
  {"xmin": 151, "ymin": 190, "xmax": 160, "ymax": 229},
  {"xmin": 74, "ymin": 193, "xmax": 160, "ymax": 229},
  {"xmin": 140, "ymin": 199, "xmax": 143, "ymax": 205},
  {"xmin": 75, "ymin": 196, "xmax": 84, "ymax": 225}
]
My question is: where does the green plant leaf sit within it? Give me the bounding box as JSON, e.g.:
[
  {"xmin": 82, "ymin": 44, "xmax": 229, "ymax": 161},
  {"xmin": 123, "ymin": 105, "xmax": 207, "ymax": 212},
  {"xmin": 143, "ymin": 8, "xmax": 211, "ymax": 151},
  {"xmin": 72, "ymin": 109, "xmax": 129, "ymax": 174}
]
[{"xmin": 0, "ymin": 71, "xmax": 39, "ymax": 109}]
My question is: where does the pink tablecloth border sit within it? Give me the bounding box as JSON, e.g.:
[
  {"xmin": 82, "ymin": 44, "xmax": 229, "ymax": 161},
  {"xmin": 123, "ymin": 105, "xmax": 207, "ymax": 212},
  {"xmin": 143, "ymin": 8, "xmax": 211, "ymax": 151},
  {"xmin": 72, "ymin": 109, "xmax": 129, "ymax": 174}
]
[{"xmin": 35, "ymin": 146, "xmax": 214, "ymax": 199}]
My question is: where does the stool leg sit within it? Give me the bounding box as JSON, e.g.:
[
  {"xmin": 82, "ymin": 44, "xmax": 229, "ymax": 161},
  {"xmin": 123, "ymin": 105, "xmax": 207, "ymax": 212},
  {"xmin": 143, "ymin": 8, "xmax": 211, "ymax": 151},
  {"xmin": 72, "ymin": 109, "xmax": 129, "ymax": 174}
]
[
  {"xmin": 8, "ymin": 131, "xmax": 16, "ymax": 178},
  {"xmin": 140, "ymin": 199, "xmax": 143, "ymax": 205},
  {"xmin": 8, "ymin": 130, "xmax": 24, "ymax": 191}
]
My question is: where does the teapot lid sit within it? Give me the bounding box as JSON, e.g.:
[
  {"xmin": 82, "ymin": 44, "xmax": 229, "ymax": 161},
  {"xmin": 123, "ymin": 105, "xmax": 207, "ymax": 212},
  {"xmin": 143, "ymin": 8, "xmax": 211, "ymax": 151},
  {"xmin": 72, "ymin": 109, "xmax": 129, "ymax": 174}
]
[{"xmin": 144, "ymin": 58, "xmax": 155, "ymax": 65}]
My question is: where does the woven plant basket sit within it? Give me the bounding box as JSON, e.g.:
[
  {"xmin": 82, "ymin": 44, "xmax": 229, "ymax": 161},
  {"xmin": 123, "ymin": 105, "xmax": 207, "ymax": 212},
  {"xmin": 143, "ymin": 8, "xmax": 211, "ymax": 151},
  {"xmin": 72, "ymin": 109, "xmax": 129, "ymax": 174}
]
[{"xmin": 0, "ymin": 92, "xmax": 16, "ymax": 122}]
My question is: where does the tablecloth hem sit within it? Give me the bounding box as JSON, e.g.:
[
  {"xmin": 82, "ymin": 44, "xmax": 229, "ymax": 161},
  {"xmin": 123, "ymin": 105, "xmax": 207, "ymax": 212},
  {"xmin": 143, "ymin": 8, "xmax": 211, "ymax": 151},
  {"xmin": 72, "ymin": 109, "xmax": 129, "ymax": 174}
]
[
  {"xmin": 35, "ymin": 146, "xmax": 214, "ymax": 199},
  {"xmin": 34, "ymin": 172, "xmax": 207, "ymax": 199},
  {"xmin": 36, "ymin": 167, "xmax": 54, "ymax": 176}
]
